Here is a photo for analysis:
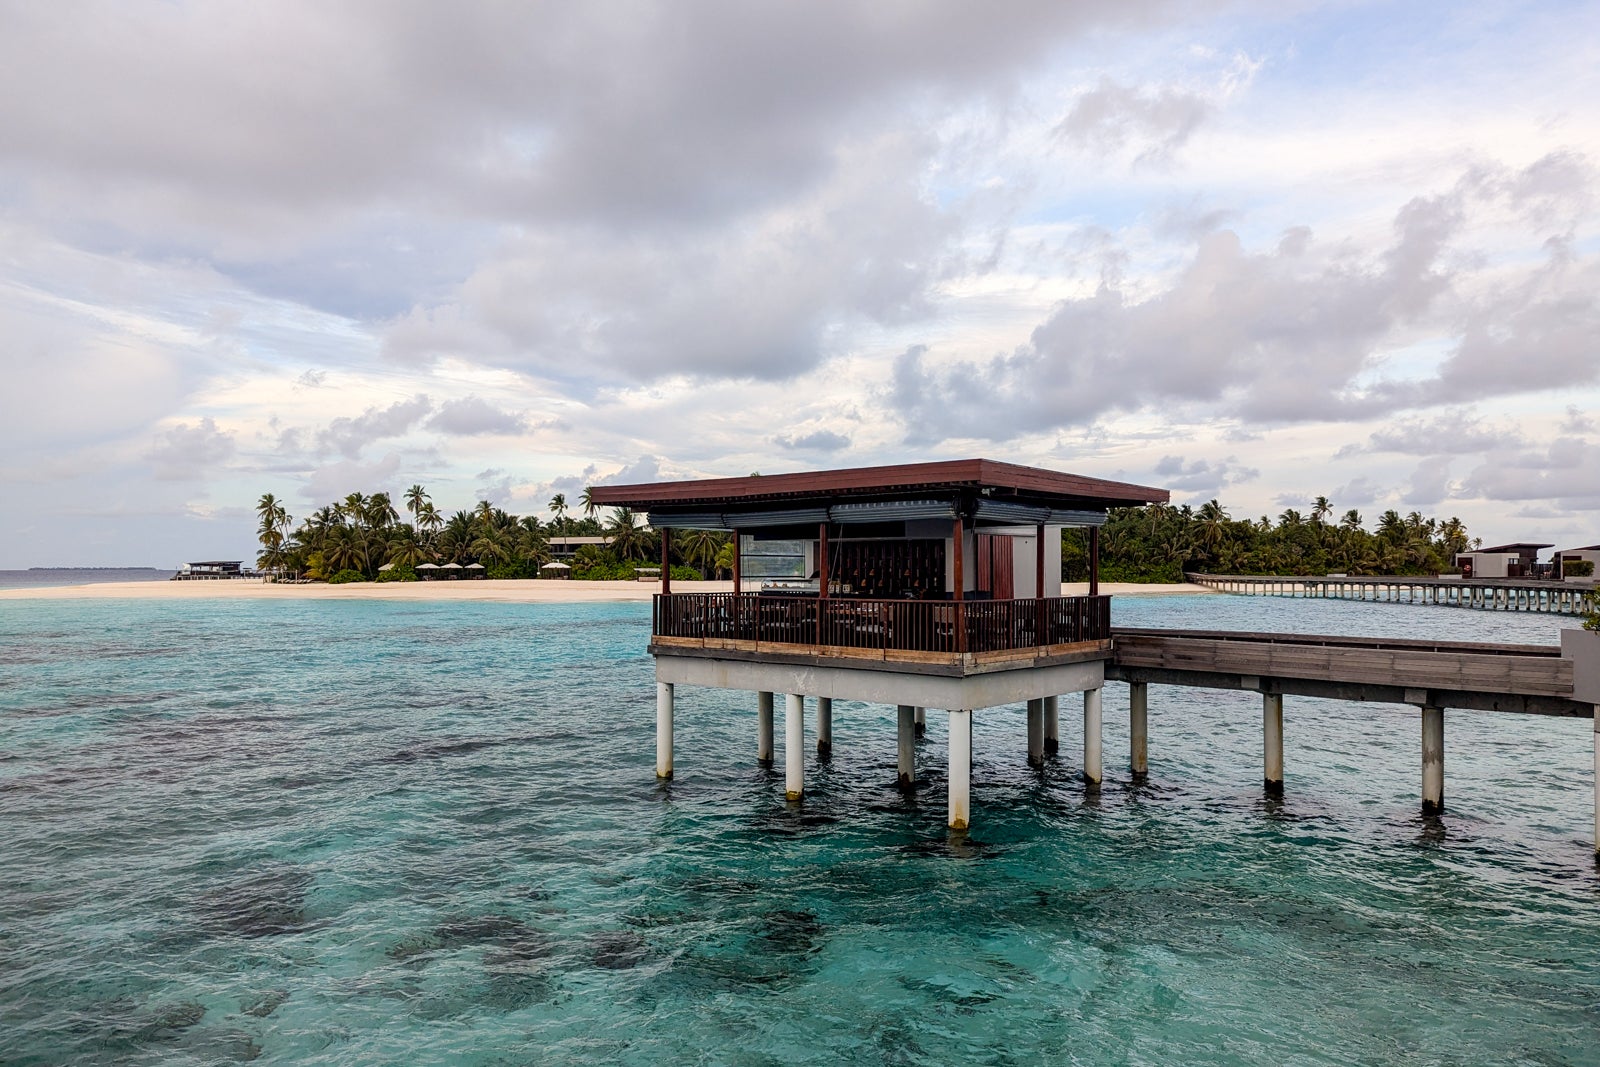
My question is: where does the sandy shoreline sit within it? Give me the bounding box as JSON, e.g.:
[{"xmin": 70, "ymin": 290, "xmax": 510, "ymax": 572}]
[{"xmin": 0, "ymin": 579, "xmax": 1215, "ymax": 603}]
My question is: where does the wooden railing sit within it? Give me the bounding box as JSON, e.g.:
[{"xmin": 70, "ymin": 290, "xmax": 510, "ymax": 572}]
[{"xmin": 652, "ymin": 594, "xmax": 1111, "ymax": 656}]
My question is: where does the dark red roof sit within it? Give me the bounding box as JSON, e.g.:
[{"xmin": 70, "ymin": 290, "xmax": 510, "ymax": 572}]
[
  {"xmin": 588, "ymin": 458, "xmax": 1168, "ymax": 511},
  {"xmin": 1478, "ymin": 543, "xmax": 1554, "ymax": 553}
]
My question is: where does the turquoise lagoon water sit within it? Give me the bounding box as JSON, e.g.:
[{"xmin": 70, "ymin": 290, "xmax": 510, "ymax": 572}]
[{"xmin": 1, "ymin": 594, "xmax": 1597, "ymax": 1065}]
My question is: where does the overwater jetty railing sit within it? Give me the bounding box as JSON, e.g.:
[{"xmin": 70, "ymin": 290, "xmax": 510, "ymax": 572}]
[
  {"xmin": 1189, "ymin": 572, "xmax": 1596, "ymax": 616},
  {"xmin": 653, "ymin": 593, "xmax": 1111, "ymax": 656}
]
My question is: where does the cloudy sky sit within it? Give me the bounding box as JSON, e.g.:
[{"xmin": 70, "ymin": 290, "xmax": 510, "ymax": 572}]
[{"xmin": 3, "ymin": 0, "xmax": 1598, "ymax": 566}]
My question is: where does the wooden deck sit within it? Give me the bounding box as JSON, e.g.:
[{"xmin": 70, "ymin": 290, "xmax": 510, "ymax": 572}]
[{"xmin": 1109, "ymin": 627, "xmax": 1589, "ymax": 717}]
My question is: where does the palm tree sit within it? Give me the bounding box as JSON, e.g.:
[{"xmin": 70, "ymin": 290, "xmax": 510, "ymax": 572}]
[
  {"xmin": 341, "ymin": 492, "xmax": 370, "ymax": 529},
  {"xmin": 549, "ymin": 494, "xmax": 568, "ymax": 532},
  {"xmin": 1340, "ymin": 509, "xmax": 1364, "ymax": 532},
  {"xmin": 256, "ymin": 493, "xmax": 291, "ymax": 574},
  {"xmin": 1196, "ymin": 500, "xmax": 1229, "ymax": 556},
  {"xmin": 1311, "ymin": 497, "xmax": 1332, "ymax": 525},
  {"xmin": 404, "ymin": 485, "xmax": 429, "ymax": 525},
  {"xmin": 1278, "ymin": 509, "xmax": 1303, "ymax": 528},
  {"xmin": 580, "ymin": 486, "xmax": 598, "ymax": 520},
  {"xmin": 387, "ymin": 531, "xmax": 427, "ymax": 569},
  {"xmin": 607, "ymin": 508, "xmax": 649, "ymax": 561},
  {"xmin": 470, "ymin": 527, "xmax": 511, "ymax": 565},
  {"xmin": 1376, "ymin": 509, "xmax": 1404, "ymax": 544},
  {"xmin": 417, "ymin": 502, "xmax": 444, "ymax": 541},
  {"xmin": 366, "ymin": 492, "xmax": 399, "ymax": 529},
  {"xmin": 323, "ymin": 525, "xmax": 369, "ymax": 575},
  {"xmin": 475, "ymin": 499, "xmax": 494, "ymax": 525},
  {"xmin": 676, "ymin": 529, "xmax": 722, "ymax": 578}
]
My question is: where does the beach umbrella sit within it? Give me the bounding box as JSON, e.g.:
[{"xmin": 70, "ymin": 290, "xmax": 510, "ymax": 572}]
[
  {"xmin": 415, "ymin": 563, "xmax": 439, "ymax": 570},
  {"xmin": 378, "ymin": 563, "xmax": 395, "ymax": 572}
]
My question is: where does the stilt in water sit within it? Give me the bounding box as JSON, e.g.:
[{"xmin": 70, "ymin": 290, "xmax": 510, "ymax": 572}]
[
  {"xmin": 1422, "ymin": 705, "xmax": 1443, "ymax": 815},
  {"xmin": 817, "ymin": 697, "xmax": 833, "ymax": 759},
  {"xmin": 896, "ymin": 705, "xmax": 916, "ymax": 790},
  {"xmin": 656, "ymin": 682, "xmax": 674, "ymax": 780},
  {"xmin": 1083, "ymin": 688, "xmax": 1103, "ymax": 789},
  {"xmin": 1263, "ymin": 692, "xmax": 1283, "ymax": 795},
  {"xmin": 785, "ymin": 694, "xmax": 805, "ymax": 801},
  {"xmin": 757, "ymin": 691, "xmax": 774, "ymax": 765},
  {"xmin": 1129, "ymin": 681, "xmax": 1148, "ymax": 778},
  {"xmin": 1044, "ymin": 695, "xmax": 1060, "ymax": 755},
  {"xmin": 1026, "ymin": 699, "xmax": 1044, "ymax": 767},
  {"xmin": 948, "ymin": 710, "xmax": 972, "ymax": 830}
]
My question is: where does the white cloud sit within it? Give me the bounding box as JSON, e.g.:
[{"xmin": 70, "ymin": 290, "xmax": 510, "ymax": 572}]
[
  {"xmin": 147, "ymin": 418, "xmax": 236, "ymax": 481},
  {"xmin": 3, "ymin": 2, "xmax": 1600, "ymax": 562}
]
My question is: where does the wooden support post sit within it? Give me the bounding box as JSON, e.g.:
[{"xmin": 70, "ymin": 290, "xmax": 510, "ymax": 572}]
[
  {"xmin": 818, "ymin": 522, "xmax": 830, "ymax": 600},
  {"xmin": 1129, "ymin": 681, "xmax": 1148, "ymax": 777},
  {"xmin": 1422, "ymin": 705, "xmax": 1444, "ymax": 815},
  {"xmin": 1026, "ymin": 699, "xmax": 1044, "ymax": 767},
  {"xmin": 817, "ymin": 697, "xmax": 833, "ymax": 759},
  {"xmin": 1088, "ymin": 526, "xmax": 1100, "ymax": 598},
  {"xmin": 948, "ymin": 709, "xmax": 972, "ymax": 830},
  {"xmin": 731, "ymin": 530, "xmax": 741, "ymax": 593},
  {"xmin": 914, "ymin": 706, "xmax": 926, "ymax": 739},
  {"xmin": 952, "ymin": 516, "xmax": 965, "ymax": 655},
  {"xmin": 897, "ymin": 705, "xmax": 916, "ymax": 790},
  {"xmin": 1083, "ymin": 687, "xmax": 1103, "ymax": 788},
  {"xmin": 1035, "ymin": 523, "xmax": 1046, "ymax": 598},
  {"xmin": 785, "ymin": 694, "xmax": 805, "ymax": 801},
  {"xmin": 757, "ymin": 691, "xmax": 774, "ymax": 764},
  {"xmin": 1264, "ymin": 692, "xmax": 1283, "ymax": 794},
  {"xmin": 1044, "ymin": 695, "xmax": 1059, "ymax": 755},
  {"xmin": 660, "ymin": 527, "xmax": 671, "ymax": 596},
  {"xmin": 656, "ymin": 682, "xmax": 674, "ymax": 780}
]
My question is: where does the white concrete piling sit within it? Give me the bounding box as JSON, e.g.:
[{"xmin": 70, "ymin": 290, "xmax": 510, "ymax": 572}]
[
  {"xmin": 757, "ymin": 691, "xmax": 774, "ymax": 765},
  {"xmin": 948, "ymin": 709, "xmax": 972, "ymax": 830},
  {"xmin": 656, "ymin": 681, "xmax": 674, "ymax": 780},
  {"xmin": 1264, "ymin": 692, "xmax": 1284, "ymax": 793},
  {"xmin": 1083, "ymin": 687, "xmax": 1103, "ymax": 788},
  {"xmin": 1129, "ymin": 681, "xmax": 1148, "ymax": 777},
  {"xmin": 785, "ymin": 693, "xmax": 805, "ymax": 801},
  {"xmin": 1026, "ymin": 698, "xmax": 1045, "ymax": 767},
  {"xmin": 817, "ymin": 697, "xmax": 834, "ymax": 759},
  {"xmin": 1422, "ymin": 705, "xmax": 1444, "ymax": 815},
  {"xmin": 914, "ymin": 706, "xmax": 926, "ymax": 739},
  {"xmin": 1044, "ymin": 695, "xmax": 1060, "ymax": 756},
  {"xmin": 897, "ymin": 705, "xmax": 916, "ymax": 790}
]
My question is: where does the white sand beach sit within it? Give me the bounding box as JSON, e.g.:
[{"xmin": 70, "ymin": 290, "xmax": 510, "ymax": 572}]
[{"xmin": 0, "ymin": 579, "xmax": 1215, "ymax": 603}]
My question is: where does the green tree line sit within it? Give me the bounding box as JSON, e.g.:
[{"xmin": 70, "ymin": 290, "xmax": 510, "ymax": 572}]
[
  {"xmin": 1063, "ymin": 498, "xmax": 1477, "ymax": 583},
  {"xmin": 254, "ymin": 485, "xmax": 731, "ymax": 582}
]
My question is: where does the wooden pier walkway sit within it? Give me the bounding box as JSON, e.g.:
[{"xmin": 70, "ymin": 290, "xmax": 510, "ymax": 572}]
[
  {"xmin": 1189, "ymin": 572, "xmax": 1596, "ymax": 616},
  {"xmin": 1106, "ymin": 626, "xmax": 1597, "ymax": 838}
]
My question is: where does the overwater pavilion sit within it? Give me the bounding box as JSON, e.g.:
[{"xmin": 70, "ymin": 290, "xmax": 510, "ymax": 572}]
[{"xmin": 589, "ymin": 459, "xmax": 1169, "ymax": 830}]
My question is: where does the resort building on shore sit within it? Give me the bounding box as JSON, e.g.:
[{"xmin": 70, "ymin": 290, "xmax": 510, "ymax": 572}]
[
  {"xmin": 548, "ymin": 535, "xmax": 611, "ymax": 560},
  {"xmin": 1455, "ymin": 543, "xmax": 1552, "ymax": 580},
  {"xmin": 1556, "ymin": 545, "xmax": 1600, "ymax": 581},
  {"xmin": 172, "ymin": 560, "xmax": 249, "ymax": 580},
  {"xmin": 590, "ymin": 459, "xmax": 1168, "ymax": 831}
]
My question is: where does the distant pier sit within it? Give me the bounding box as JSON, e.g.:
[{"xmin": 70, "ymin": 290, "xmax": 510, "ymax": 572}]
[{"xmin": 1189, "ymin": 572, "xmax": 1596, "ymax": 616}]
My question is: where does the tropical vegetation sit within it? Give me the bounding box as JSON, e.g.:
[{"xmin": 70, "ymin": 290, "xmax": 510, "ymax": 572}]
[
  {"xmin": 255, "ymin": 487, "xmax": 730, "ymax": 583},
  {"xmin": 1063, "ymin": 500, "xmax": 1476, "ymax": 583}
]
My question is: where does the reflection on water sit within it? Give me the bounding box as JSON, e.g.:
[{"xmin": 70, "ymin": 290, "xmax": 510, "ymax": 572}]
[{"xmin": 0, "ymin": 594, "xmax": 1595, "ymax": 1065}]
